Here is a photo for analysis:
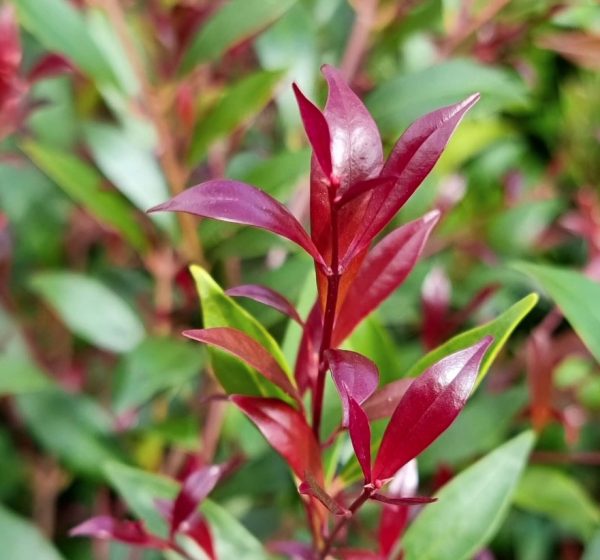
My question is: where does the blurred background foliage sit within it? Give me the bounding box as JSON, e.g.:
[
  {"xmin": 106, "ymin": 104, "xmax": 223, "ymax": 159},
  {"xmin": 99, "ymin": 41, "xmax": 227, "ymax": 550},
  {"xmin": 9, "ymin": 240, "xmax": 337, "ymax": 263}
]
[{"xmin": 0, "ymin": 0, "xmax": 600, "ymax": 558}]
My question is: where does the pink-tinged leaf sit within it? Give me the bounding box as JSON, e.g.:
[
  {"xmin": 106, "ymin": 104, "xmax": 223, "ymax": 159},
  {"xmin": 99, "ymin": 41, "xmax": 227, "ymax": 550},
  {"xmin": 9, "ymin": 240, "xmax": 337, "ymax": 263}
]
[
  {"xmin": 269, "ymin": 541, "xmax": 316, "ymax": 560},
  {"xmin": 0, "ymin": 5, "xmax": 21, "ymax": 77},
  {"xmin": 185, "ymin": 516, "xmax": 217, "ymax": 560},
  {"xmin": 70, "ymin": 516, "xmax": 168, "ymax": 550},
  {"xmin": 171, "ymin": 465, "xmax": 223, "ymax": 534},
  {"xmin": 362, "ymin": 379, "xmax": 413, "ymax": 421},
  {"xmin": 327, "ymin": 349, "xmax": 378, "ymax": 425},
  {"xmin": 149, "ymin": 180, "xmax": 324, "ymax": 266},
  {"xmin": 371, "ymin": 494, "xmax": 436, "ymax": 505},
  {"xmin": 294, "ymin": 303, "xmax": 322, "ymax": 394},
  {"xmin": 231, "ymin": 396, "xmax": 323, "ymax": 481},
  {"xmin": 226, "ymin": 284, "xmax": 303, "ymax": 325},
  {"xmin": 373, "ymin": 337, "xmax": 493, "ymax": 482},
  {"xmin": 335, "ymin": 211, "xmax": 440, "ymax": 343},
  {"xmin": 421, "ymin": 266, "xmax": 452, "ymax": 350},
  {"xmin": 338, "ymin": 549, "xmax": 384, "ymax": 560},
  {"xmin": 298, "ymin": 473, "xmax": 350, "ymax": 517},
  {"xmin": 27, "ymin": 53, "xmax": 73, "ymax": 82},
  {"xmin": 183, "ymin": 328, "xmax": 300, "ymax": 402},
  {"xmin": 347, "ymin": 395, "xmax": 372, "ymax": 483},
  {"xmin": 345, "ymin": 95, "xmax": 479, "ymax": 260},
  {"xmin": 293, "ymin": 83, "xmax": 332, "ymax": 179}
]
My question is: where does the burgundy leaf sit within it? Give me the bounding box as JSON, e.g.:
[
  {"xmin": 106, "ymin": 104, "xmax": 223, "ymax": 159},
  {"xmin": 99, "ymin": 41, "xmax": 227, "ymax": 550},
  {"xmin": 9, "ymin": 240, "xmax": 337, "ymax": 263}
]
[
  {"xmin": 231, "ymin": 396, "xmax": 323, "ymax": 482},
  {"xmin": 421, "ymin": 266, "xmax": 452, "ymax": 350},
  {"xmin": 294, "ymin": 303, "xmax": 322, "ymax": 394},
  {"xmin": 298, "ymin": 473, "xmax": 350, "ymax": 517},
  {"xmin": 149, "ymin": 179, "xmax": 324, "ymax": 266},
  {"xmin": 347, "ymin": 395, "xmax": 372, "ymax": 483},
  {"xmin": 327, "ymin": 349, "xmax": 378, "ymax": 425},
  {"xmin": 370, "ymin": 493, "xmax": 436, "ymax": 506},
  {"xmin": 185, "ymin": 516, "xmax": 217, "ymax": 560},
  {"xmin": 226, "ymin": 284, "xmax": 303, "ymax": 325},
  {"xmin": 335, "ymin": 176, "xmax": 395, "ymax": 207},
  {"xmin": 345, "ymin": 95, "xmax": 479, "ymax": 260},
  {"xmin": 70, "ymin": 516, "xmax": 168, "ymax": 550},
  {"xmin": 183, "ymin": 328, "xmax": 300, "ymax": 402},
  {"xmin": 362, "ymin": 379, "xmax": 413, "ymax": 421},
  {"xmin": 334, "ymin": 211, "xmax": 440, "ymax": 343},
  {"xmin": 27, "ymin": 53, "xmax": 73, "ymax": 82},
  {"xmin": 293, "ymin": 83, "xmax": 332, "ymax": 179},
  {"xmin": 373, "ymin": 337, "xmax": 493, "ymax": 482},
  {"xmin": 171, "ymin": 465, "xmax": 223, "ymax": 534}
]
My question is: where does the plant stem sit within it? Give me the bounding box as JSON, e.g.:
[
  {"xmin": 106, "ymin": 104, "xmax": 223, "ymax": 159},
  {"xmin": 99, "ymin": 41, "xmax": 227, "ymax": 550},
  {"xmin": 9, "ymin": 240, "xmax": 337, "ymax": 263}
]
[
  {"xmin": 319, "ymin": 487, "xmax": 371, "ymax": 559},
  {"xmin": 312, "ymin": 188, "xmax": 341, "ymax": 440}
]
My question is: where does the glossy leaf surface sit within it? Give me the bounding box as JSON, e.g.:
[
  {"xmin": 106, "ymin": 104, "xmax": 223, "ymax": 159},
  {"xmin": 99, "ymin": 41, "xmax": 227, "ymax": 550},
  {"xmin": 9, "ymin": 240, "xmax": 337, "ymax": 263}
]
[
  {"xmin": 347, "ymin": 396, "xmax": 372, "ymax": 482},
  {"xmin": 70, "ymin": 516, "xmax": 167, "ymax": 549},
  {"xmin": 226, "ymin": 284, "xmax": 303, "ymax": 324},
  {"xmin": 374, "ymin": 337, "xmax": 492, "ymax": 482}
]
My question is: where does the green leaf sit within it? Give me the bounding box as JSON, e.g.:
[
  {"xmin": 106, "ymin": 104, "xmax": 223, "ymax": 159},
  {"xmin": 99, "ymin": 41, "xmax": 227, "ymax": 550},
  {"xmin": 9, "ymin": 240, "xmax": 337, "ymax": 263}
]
[
  {"xmin": 190, "ymin": 266, "xmax": 291, "ymax": 398},
  {"xmin": 583, "ymin": 532, "xmax": 600, "ymax": 560},
  {"xmin": 113, "ymin": 337, "xmax": 205, "ymax": 412},
  {"xmin": 188, "ymin": 71, "xmax": 283, "ymax": 165},
  {"xmin": 0, "ymin": 357, "xmax": 52, "ymax": 396},
  {"xmin": 367, "ymin": 59, "xmax": 529, "ymax": 138},
  {"xmin": 513, "ymin": 262, "xmax": 600, "ymax": 364},
  {"xmin": 13, "ymin": 0, "xmax": 117, "ymax": 86},
  {"xmin": 21, "ymin": 140, "xmax": 147, "ymax": 252},
  {"xmin": 30, "ymin": 271, "xmax": 145, "ymax": 353},
  {"xmin": 400, "ymin": 431, "xmax": 535, "ymax": 560},
  {"xmin": 179, "ymin": 0, "xmax": 298, "ymax": 74},
  {"xmin": 406, "ymin": 294, "xmax": 538, "ymax": 386},
  {"xmin": 514, "ymin": 466, "xmax": 600, "ymax": 541},
  {"xmin": 0, "ymin": 504, "xmax": 64, "ymax": 560},
  {"xmin": 18, "ymin": 390, "xmax": 122, "ymax": 477}
]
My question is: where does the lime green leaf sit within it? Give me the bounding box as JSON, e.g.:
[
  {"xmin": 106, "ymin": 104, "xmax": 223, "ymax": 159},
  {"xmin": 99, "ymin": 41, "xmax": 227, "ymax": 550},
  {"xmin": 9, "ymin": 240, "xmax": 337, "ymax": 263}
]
[
  {"xmin": 513, "ymin": 262, "xmax": 600, "ymax": 364},
  {"xmin": 13, "ymin": 0, "xmax": 117, "ymax": 86},
  {"xmin": 190, "ymin": 266, "xmax": 291, "ymax": 398},
  {"xmin": 179, "ymin": 0, "xmax": 298, "ymax": 74},
  {"xmin": 113, "ymin": 337, "xmax": 205, "ymax": 412},
  {"xmin": 0, "ymin": 504, "xmax": 64, "ymax": 560},
  {"xmin": 21, "ymin": 140, "xmax": 147, "ymax": 252},
  {"xmin": 188, "ymin": 71, "xmax": 283, "ymax": 165},
  {"xmin": 514, "ymin": 466, "xmax": 600, "ymax": 541},
  {"xmin": 0, "ymin": 357, "xmax": 52, "ymax": 396},
  {"xmin": 400, "ymin": 431, "xmax": 535, "ymax": 560},
  {"xmin": 406, "ymin": 294, "xmax": 538, "ymax": 386},
  {"xmin": 30, "ymin": 272, "xmax": 145, "ymax": 353},
  {"xmin": 18, "ymin": 390, "xmax": 122, "ymax": 477}
]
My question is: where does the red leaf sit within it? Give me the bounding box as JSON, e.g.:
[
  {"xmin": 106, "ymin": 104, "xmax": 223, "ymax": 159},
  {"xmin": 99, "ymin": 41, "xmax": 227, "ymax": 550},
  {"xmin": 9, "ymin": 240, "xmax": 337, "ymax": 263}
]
[
  {"xmin": 345, "ymin": 95, "xmax": 479, "ymax": 260},
  {"xmin": 421, "ymin": 266, "xmax": 452, "ymax": 350},
  {"xmin": 327, "ymin": 349, "xmax": 378, "ymax": 425},
  {"xmin": 0, "ymin": 5, "xmax": 21, "ymax": 78},
  {"xmin": 231, "ymin": 396, "xmax": 323, "ymax": 481},
  {"xmin": 70, "ymin": 516, "xmax": 168, "ymax": 550},
  {"xmin": 226, "ymin": 284, "xmax": 303, "ymax": 325},
  {"xmin": 27, "ymin": 53, "xmax": 73, "ymax": 82},
  {"xmin": 362, "ymin": 379, "xmax": 413, "ymax": 421},
  {"xmin": 373, "ymin": 337, "xmax": 492, "ymax": 482},
  {"xmin": 335, "ymin": 176, "xmax": 395, "ymax": 207},
  {"xmin": 293, "ymin": 83, "xmax": 332, "ymax": 179},
  {"xmin": 347, "ymin": 395, "xmax": 372, "ymax": 483},
  {"xmin": 171, "ymin": 465, "xmax": 222, "ymax": 534},
  {"xmin": 294, "ymin": 303, "xmax": 322, "ymax": 394},
  {"xmin": 184, "ymin": 328, "xmax": 300, "ymax": 402},
  {"xmin": 185, "ymin": 516, "xmax": 217, "ymax": 560},
  {"xmin": 370, "ymin": 493, "xmax": 436, "ymax": 506},
  {"xmin": 149, "ymin": 179, "xmax": 324, "ymax": 266},
  {"xmin": 338, "ymin": 549, "xmax": 384, "ymax": 560},
  {"xmin": 334, "ymin": 211, "xmax": 440, "ymax": 343},
  {"xmin": 298, "ymin": 473, "xmax": 350, "ymax": 517},
  {"xmin": 268, "ymin": 541, "xmax": 316, "ymax": 560}
]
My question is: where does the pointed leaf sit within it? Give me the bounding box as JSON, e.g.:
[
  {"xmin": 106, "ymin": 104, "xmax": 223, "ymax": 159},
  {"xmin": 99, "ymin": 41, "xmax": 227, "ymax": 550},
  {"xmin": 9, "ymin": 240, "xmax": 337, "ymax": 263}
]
[
  {"xmin": 183, "ymin": 328, "xmax": 299, "ymax": 402},
  {"xmin": 70, "ymin": 516, "xmax": 167, "ymax": 550},
  {"xmin": 150, "ymin": 180, "xmax": 323, "ymax": 264},
  {"xmin": 298, "ymin": 473, "xmax": 349, "ymax": 517},
  {"xmin": 335, "ymin": 212, "xmax": 440, "ymax": 342},
  {"xmin": 347, "ymin": 396, "xmax": 372, "ymax": 483},
  {"xmin": 293, "ymin": 83, "xmax": 332, "ymax": 178},
  {"xmin": 335, "ymin": 176, "xmax": 395, "ymax": 207},
  {"xmin": 327, "ymin": 349, "xmax": 378, "ymax": 425},
  {"xmin": 231, "ymin": 396, "xmax": 322, "ymax": 481},
  {"xmin": 400, "ymin": 432, "xmax": 535, "ymax": 560},
  {"xmin": 373, "ymin": 337, "xmax": 493, "ymax": 482},
  {"xmin": 0, "ymin": 5, "xmax": 21, "ymax": 76},
  {"xmin": 345, "ymin": 95, "xmax": 478, "ymax": 259},
  {"xmin": 27, "ymin": 53, "xmax": 73, "ymax": 82},
  {"xmin": 362, "ymin": 379, "xmax": 413, "ymax": 421},
  {"xmin": 185, "ymin": 516, "xmax": 217, "ymax": 560},
  {"xmin": 226, "ymin": 284, "xmax": 303, "ymax": 325}
]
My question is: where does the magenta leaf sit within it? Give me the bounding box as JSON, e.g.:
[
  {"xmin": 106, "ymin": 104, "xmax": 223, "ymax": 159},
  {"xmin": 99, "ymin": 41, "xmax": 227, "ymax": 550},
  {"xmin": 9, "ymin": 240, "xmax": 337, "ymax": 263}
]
[
  {"xmin": 338, "ymin": 550, "xmax": 384, "ymax": 560},
  {"xmin": 269, "ymin": 541, "xmax": 317, "ymax": 560},
  {"xmin": 171, "ymin": 465, "xmax": 223, "ymax": 535},
  {"xmin": 373, "ymin": 336, "xmax": 493, "ymax": 482},
  {"xmin": 149, "ymin": 179, "xmax": 324, "ymax": 266},
  {"xmin": 27, "ymin": 53, "xmax": 73, "ymax": 82},
  {"xmin": 347, "ymin": 395, "xmax": 372, "ymax": 483},
  {"xmin": 183, "ymin": 328, "xmax": 300, "ymax": 402},
  {"xmin": 362, "ymin": 379, "xmax": 413, "ymax": 421},
  {"xmin": 0, "ymin": 5, "xmax": 21, "ymax": 78},
  {"xmin": 345, "ymin": 95, "xmax": 479, "ymax": 260},
  {"xmin": 335, "ymin": 176, "xmax": 395, "ymax": 207},
  {"xmin": 293, "ymin": 83, "xmax": 332, "ymax": 179},
  {"xmin": 294, "ymin": 303, "xmax": 322, "ymax": 394},
  {"xmin": 334, "ymin": 211, "xmax": 440, "ymax": 343},
  {"xmin": 185, "ymin": 516, "xmax": 217, "ymax": 560},
  {"xmin": 231, "ymin": 396, "xmax": 323, "ymax": 481},
  {"xmin": 370, "ymin": 494, "xmax": 436, "ymax": 505},
  {"xmin": 298, "ymin": 473, "xmax": 350, "ymax": 517},
  {"xmin": 70, "ymin": 516, "xmax": 168, "ymax": 550},
  {"xmin": 326, "ymin": 349, "xmax": 378, "ymax": 425},
  {"xmin": 226, "ymin": 284, "xmax": 303, "ymax": 325}
]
